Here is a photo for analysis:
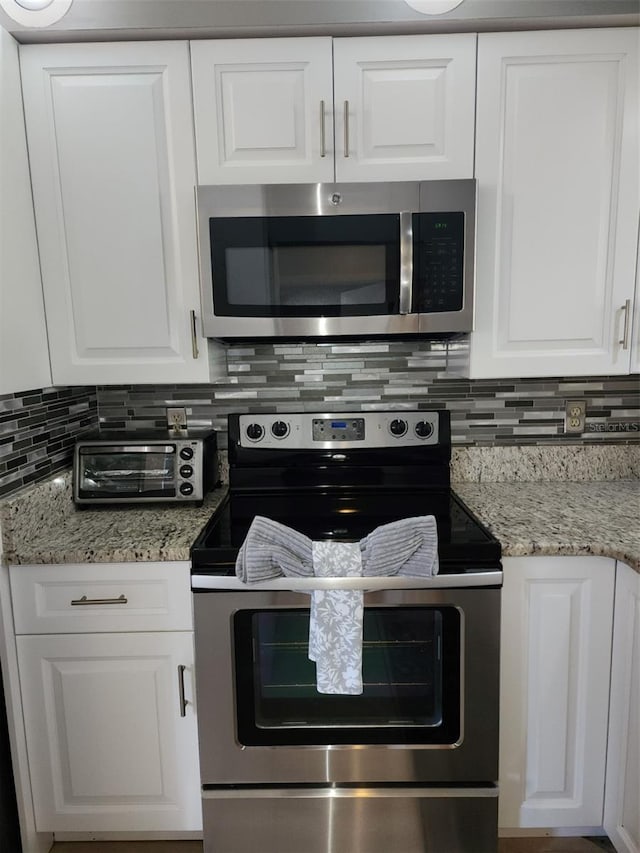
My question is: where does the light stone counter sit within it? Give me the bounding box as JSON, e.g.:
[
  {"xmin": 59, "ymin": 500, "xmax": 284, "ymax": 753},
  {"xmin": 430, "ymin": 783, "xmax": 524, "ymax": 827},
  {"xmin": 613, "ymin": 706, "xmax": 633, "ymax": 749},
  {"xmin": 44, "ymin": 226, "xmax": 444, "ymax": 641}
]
[
  {"xmin": 0, "ymin": 472, "xmax": 228, "ymax": 565},
  {"xmin": 453, "ymin": 479, "xmax": 640, "ymax": 572},
  {"xmin": 1, "ymin": 445, "xmax": 638, "ymax": 570}
]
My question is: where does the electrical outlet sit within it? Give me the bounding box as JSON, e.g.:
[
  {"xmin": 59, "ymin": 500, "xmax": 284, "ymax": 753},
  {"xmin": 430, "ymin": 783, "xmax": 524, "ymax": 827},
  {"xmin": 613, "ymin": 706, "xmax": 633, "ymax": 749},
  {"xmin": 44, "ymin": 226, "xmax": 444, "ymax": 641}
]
[
  {"xmin": 565, "ymin": 401, "xmax": 586, "ymax": 434},
  {"xmin": 166, "ymin": 407, "xmax": 187, "ymax": 430}
]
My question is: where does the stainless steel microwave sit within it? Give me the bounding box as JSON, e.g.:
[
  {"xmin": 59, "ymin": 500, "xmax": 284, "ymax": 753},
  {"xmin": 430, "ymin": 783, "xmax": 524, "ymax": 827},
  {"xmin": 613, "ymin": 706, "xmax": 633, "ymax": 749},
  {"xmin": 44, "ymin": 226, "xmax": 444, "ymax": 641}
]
[
  {"xmin": 73, "ymin": 430, "xmax": 218, "ymax": 505},
  {"xmin": 196, "ymin": 180, "xmax": 476, "ymax": 341}
]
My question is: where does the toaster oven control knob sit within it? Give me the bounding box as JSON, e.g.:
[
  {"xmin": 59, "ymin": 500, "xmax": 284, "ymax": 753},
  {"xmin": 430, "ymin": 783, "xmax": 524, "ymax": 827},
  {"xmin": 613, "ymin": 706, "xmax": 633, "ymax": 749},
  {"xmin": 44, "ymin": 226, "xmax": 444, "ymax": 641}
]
[
  {"xmin": 271, "ymin": 420, "xmax": 289, "ymax": 438},
  {"xmin": 179, "ymin": 447, "xmax": 194, "ymax": 461},
  {"xmin": 389, "ymin": 418, "xmax": 408, "ymax": 437},
  {"xmin": 415, "ymin": 421, "xmax": 434, "ymax": 439},
  {"xmin": 246, "ymin": 423, "xmax": 264, "ymax": 442},
  {"xmin": 179, "ymin": 482, "xmax": 194, "ymax": 496},
  {"xmin": 179, "ymin": 464, "xmax": 193, "ymax": 478}
]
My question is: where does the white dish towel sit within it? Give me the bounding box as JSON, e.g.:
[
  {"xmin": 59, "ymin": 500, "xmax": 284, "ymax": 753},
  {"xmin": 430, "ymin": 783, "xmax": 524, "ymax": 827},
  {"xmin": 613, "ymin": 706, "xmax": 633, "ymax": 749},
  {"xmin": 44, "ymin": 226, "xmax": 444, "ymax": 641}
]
[{"xmin": 235, "ymin": 515, "xmax": 439, "ymax": 695}]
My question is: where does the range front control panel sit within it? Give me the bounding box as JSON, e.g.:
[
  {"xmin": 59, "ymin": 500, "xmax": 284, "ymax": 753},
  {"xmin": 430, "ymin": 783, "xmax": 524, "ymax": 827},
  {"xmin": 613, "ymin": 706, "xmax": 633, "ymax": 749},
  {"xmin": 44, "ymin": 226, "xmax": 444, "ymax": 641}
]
[{"xmin": 236, "ymin": 412, "xmax": 440, "ymax": 450}]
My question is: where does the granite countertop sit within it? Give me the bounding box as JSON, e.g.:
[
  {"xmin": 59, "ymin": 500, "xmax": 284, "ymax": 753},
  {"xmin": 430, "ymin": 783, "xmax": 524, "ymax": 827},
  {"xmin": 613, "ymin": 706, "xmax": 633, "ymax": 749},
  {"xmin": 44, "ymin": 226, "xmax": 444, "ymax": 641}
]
[
  {"xmin": 454, "ymin": 479, "xmax": 640, "ymax": 571},
  {"xmin": 1, "ymin": 455, "xmax": 638, "ymax": 571},
  {"xmin": 0, "ymin": 473, "xmax": 228, "ymax": 565}
]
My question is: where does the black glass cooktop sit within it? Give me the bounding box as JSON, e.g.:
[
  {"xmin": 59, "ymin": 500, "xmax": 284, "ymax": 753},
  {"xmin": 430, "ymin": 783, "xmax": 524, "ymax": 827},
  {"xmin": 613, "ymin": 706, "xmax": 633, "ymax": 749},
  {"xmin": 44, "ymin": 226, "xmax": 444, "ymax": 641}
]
[{"xmin": 191, "ymin": 488, "xmax": 501, "ymax": 576}]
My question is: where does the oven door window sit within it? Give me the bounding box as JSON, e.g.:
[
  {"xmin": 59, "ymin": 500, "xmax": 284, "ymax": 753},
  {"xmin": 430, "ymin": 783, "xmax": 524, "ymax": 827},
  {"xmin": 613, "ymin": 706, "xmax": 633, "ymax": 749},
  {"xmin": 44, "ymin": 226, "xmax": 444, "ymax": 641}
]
[
  {"xmin": 209, "ymin": 215, "xmax": 400, "ymax": 317},
  {"xmin": 234, "ymin": 606, "xmax": 461, "ymax": 746},
  {"xmin": 78, "ymin": 447, "xmax": 176, "ymax": 499}
]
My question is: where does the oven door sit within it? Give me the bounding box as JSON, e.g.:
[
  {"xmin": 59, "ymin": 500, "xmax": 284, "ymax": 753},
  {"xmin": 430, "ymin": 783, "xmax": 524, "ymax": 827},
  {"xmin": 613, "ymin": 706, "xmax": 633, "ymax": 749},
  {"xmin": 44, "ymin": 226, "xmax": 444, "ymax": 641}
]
[{"xmin": 193, "ymin": 586, "xmax": 500, "ymax": 786}]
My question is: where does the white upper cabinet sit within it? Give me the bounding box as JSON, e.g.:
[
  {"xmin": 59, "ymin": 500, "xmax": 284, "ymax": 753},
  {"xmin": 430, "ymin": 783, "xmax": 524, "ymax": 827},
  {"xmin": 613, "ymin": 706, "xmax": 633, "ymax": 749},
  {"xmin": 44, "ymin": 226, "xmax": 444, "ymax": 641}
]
[
  {"xmin": 631, "ymin": 236, "xmax": 640, "ymax": 375},
  {"xmin": 332, "ymin": 34, "xmax": 476, "ymax": 182},
  {"xmin": 20, "ymin": 41, "xmax": 209, "ymax": 386},
  {"xmin": 191, "ymin": 34, "xmax": 476, "ymax": 184},
  {"xmin": 191, "ymin": 37, "xmax": 335, "ymax": 185},
  {"xmin": 0, "ymin": 26, "xmax": 51, "ymax": 395},
  {"xmin": 470, "ymin": 28, "xmax": 639, "ymax": 379}
]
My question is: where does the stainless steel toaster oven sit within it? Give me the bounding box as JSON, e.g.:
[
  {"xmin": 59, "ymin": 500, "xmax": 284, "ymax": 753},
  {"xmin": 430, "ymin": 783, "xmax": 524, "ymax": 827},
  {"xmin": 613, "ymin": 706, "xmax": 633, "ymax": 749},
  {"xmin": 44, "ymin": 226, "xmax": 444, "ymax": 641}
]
[{"xmin": 73, "ymin": 430, "xmax": 218, "ymax": 505}]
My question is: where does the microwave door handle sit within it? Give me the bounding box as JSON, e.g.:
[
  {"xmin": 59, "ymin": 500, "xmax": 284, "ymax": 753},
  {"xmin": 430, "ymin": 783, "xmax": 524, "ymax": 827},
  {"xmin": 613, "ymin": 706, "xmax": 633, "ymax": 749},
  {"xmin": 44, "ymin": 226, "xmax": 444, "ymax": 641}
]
[{"xmin": 399, "ymin": 211, "xmax": 413, "ymax": 315}]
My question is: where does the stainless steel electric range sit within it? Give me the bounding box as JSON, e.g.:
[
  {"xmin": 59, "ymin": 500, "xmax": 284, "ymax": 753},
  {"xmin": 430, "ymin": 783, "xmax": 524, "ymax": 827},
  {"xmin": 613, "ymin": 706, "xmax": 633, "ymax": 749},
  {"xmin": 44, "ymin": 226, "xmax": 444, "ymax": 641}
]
[{"xmin": 190, "ymin": 409, "xmax": 502, "ymax": 853}]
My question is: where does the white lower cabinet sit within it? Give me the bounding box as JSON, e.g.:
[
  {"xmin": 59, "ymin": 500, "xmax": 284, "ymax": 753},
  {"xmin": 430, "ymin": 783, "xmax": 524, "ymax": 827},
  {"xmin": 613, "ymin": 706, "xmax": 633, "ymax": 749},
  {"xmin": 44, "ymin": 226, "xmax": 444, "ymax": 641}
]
[
  {"xmin": 10, "ymin": 562, "xmax": 202, "ymax": 835},
  {"xmin": 499, "ymin": 556, "xmax": 615, "ymax": 830},
  {"xmin": 604, "ymin": 561, "xmax": 640, "ymax": 853}
]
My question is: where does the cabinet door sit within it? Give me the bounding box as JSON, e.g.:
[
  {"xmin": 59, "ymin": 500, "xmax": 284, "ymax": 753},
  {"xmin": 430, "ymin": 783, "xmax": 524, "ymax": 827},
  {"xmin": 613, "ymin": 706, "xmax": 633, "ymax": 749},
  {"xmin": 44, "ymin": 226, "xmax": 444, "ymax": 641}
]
[
  {"xmin": 17, "ymin": 631, "xmax": 201, "ymax": 832},
  {"xmin": 604, "ymin": 561, "xmax": 640, "ymax": 853},
  {"xmin": 333, "ymin": 34, "xmax": 476, "ymax": 182},
  {"xmin": 0, "ymin": 27, "xmax": 51, "ymax": 395},
  {"xmin": 191, "ymin": 37, "xmax": 334, "ymax": 185},
  {"xmin": 499, "ymin": 556, "xmax": 614, "ymax": 829},
  {"xmin": 20, "ymin": 41, "xmax": 208, "ymax": 385},
  {"xmin": 630, "ymin": 238, "xmax": 640, "ymax": 374},
  {"xmin": 471, "ymin": 28, "xmax": 639, "ymax": 378}
]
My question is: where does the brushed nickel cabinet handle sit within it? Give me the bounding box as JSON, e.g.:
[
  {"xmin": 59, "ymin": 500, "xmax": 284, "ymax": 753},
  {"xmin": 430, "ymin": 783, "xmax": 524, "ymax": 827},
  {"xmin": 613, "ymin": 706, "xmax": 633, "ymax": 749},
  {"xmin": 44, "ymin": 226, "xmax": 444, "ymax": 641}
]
[
  {"xmin": 190, "ymin": 309, "xmax": 199, "ymax": 360},
  {"xmin": 619, "ymin": 299, "xmax": 632, "ymax": 350},
  {"xmin": 70, "ymin": 594, "xmax": 128, "ymax": 606},
  {"xmin": 343, "ymin": 100, "xmax": 350, "ymax": 158},
  {"xmin": 178, "ymin": 664, "xmax": 188, "ymax": 717},
  {"xmin": 320, "ymin": 100, "xmax": 326, "ymax": 158}
]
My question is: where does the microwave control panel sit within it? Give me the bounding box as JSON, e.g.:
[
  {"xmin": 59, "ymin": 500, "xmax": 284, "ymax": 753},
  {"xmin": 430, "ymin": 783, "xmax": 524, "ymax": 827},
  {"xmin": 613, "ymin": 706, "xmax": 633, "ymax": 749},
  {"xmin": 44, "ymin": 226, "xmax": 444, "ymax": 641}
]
[{"xmin": 413, "ymin": 211, "xmax": 465, "ymax": 314}]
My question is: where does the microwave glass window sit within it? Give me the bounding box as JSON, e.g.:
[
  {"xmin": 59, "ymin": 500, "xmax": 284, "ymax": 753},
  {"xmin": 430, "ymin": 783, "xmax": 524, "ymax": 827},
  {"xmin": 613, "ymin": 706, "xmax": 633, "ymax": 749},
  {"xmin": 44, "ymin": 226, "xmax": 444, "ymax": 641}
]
[
  {"xmin": 210, "ymin": 215, "xmax": 401, "ymax": 317},
  {"xmin": 233, "ymin": 606, "xmax": 461, "ymax": 747},
  {"xmin": 79, "ymin": 450, "xmax": 176, "ymax": 498}
]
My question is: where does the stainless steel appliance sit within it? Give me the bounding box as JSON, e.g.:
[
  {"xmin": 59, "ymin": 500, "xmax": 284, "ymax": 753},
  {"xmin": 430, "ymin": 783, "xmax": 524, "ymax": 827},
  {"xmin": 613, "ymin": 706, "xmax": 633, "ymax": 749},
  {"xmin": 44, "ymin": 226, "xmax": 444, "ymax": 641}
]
[
  {"xmin": 190, "ymin": 409, "xmax": 502, "ymax": 853},
  {"xmin": 73, "ymin": 430, "xmax": 218, "ymax": 505},
  {"xmin": 196, "ymin": 180, "xmax": 476, "ymax": 340}
]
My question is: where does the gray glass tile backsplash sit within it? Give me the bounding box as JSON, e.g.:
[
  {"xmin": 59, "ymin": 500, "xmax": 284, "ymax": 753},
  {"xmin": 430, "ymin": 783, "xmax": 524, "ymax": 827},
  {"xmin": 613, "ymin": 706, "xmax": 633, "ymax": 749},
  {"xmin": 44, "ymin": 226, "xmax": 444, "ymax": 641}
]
[
  {"xmin": 0, "ymin": 386, "xmax": 97, "ymax": 498},
  {"xmin": 98, "ymin": 342, "xmax": 639, "ymax": 451},
  {"xmin": 1, "ymin": 341, "xmax": 638, "ymax": 499}
]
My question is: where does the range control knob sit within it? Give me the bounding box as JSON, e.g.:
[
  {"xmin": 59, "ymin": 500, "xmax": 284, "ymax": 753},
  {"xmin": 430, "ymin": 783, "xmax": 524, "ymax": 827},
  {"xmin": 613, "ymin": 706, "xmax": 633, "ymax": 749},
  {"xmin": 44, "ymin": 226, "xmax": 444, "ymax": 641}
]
[
  {"xmin": 415, "ymin": 421, "xmax": 434, "ymax": 439},
  {"xmin": 179, "ymin": 446, "xmax": 194, "ymax": 461},
  {"xmin": 179, "ymin": 464, "xmax": 193, "ymax": 478},
  {"xmin": 271, "ymin": 420, "xmax": 289, "ymax": 438},
  {"xmin": 179, "ymin": 482, "xmax": 194, "ymax": 496},
  {"xmin": 389, "ymin": 418, "xmax": 408, "ymax": 437},
  {"xmin": 246, "ymin": 423, "xmax": 264, "ymax": 442}
]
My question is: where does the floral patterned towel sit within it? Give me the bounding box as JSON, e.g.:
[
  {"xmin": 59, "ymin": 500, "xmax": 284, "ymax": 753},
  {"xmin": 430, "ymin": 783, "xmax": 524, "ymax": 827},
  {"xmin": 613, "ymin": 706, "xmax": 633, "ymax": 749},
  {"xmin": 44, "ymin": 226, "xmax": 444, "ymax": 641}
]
[{"xmin": 309, "ymin": 541, "xmax": 364, "ymax": 695}]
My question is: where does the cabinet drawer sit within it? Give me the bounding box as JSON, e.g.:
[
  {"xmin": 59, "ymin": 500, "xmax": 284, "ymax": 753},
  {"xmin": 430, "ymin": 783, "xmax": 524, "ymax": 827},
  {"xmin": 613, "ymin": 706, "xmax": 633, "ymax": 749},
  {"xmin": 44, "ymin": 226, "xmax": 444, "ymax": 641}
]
[{"xmin": 10, "ymin": 562, "xmax": 192, "ymax": 634}]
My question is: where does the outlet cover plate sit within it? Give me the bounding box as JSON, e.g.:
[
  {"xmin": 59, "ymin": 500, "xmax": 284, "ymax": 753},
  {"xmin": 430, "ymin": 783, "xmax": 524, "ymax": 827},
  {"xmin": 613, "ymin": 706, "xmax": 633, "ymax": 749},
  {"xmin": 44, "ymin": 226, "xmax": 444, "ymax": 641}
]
[
  {"xmin": 166, "ymin": 407, "xmax": 187, "ymax": 429},
  {"xmin": 565, "ymin": 401, "xmax": 586, "ymax": 434}
]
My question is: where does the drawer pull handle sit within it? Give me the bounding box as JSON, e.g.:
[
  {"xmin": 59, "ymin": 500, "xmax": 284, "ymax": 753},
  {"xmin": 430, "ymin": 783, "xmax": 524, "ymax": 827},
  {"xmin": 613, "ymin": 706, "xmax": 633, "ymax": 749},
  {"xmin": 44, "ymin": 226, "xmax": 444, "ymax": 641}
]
[
  {"xmin": 70, "ymin": 594, "xmax": 128, "ymax": 606},
  {"xmin": 178, "ymin": 664, "xmax": 188, "ymax": 717}
]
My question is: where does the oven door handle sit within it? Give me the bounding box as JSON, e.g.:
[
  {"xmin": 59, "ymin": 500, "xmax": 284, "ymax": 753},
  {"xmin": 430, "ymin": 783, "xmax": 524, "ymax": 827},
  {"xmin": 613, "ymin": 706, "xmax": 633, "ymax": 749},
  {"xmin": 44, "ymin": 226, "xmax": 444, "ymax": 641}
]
[{"xmin": 190, "ymin": 571, "xmax": 503, "ymax": 591}]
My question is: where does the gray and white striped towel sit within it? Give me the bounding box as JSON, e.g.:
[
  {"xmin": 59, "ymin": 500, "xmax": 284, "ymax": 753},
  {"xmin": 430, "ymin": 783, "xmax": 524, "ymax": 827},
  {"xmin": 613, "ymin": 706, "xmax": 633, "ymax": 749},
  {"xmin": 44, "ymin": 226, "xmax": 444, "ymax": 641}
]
[{"xmin": 236, "ymin": 515, "xmax": 439, "ymax": 695}]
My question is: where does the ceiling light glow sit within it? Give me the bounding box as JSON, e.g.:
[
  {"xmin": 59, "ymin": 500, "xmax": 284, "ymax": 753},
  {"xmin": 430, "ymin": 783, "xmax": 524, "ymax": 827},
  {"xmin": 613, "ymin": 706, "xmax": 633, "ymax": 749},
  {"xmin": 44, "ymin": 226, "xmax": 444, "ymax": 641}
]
[
  {"xmin": 404, "ymin": 0, "xmax": 466, "ymax": 14},
  {"xmin": 0, "ymin": 0, "xmax": 72, "ymax": 26}
]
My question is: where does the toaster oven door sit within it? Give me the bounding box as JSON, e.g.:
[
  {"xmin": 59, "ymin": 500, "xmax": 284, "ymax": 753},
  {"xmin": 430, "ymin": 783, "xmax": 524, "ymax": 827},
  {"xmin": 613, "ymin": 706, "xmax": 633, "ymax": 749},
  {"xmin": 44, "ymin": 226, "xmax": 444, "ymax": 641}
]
[{"xmin": 75, "ymin": 445, "xmax": 177, "ymax": 501}]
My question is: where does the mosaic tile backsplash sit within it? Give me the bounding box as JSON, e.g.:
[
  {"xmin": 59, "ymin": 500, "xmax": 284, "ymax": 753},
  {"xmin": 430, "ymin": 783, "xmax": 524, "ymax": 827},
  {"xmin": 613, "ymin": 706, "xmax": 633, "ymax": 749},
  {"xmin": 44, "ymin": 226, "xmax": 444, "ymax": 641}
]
[
  {"xmin": 1, "ymin": 342, "xmax": 638, "ymax": 499},
  {"xmin": 97, "ymin": 342, "xmax": 640, "ymax": 452},
  {"xmin": 0, "ymin": 386, "xmax": 97, "ymax": 498}
]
